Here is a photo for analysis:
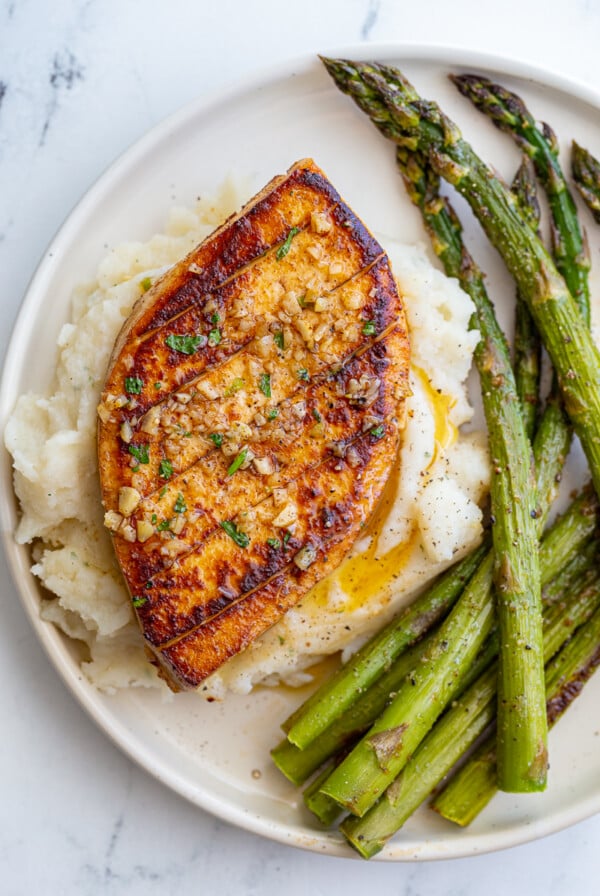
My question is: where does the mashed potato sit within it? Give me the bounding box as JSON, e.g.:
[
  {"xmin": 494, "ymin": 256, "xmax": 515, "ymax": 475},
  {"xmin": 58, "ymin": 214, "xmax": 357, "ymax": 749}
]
[{"xmin": 5, "ymin": 181, "xmax": 489, "ymax": 697}]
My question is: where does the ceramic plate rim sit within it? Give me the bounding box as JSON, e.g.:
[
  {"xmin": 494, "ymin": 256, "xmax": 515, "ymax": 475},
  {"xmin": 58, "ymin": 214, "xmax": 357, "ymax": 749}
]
[{"xmin": 2, "ymin": 42, "xmax": 600, "ymax": 861}]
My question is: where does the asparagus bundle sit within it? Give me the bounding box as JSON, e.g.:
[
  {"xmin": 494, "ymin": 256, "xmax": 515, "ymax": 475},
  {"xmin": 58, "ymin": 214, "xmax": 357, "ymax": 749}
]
[{"xmin": 390, "ymin": 101, "xmax": 590, "ymax": 790}]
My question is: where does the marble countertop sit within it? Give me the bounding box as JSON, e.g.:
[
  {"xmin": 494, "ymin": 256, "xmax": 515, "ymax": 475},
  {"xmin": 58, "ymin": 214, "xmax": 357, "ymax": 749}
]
[{"xmin": 3, "ymin": 1, "xmax": 600, "ymax": 892}]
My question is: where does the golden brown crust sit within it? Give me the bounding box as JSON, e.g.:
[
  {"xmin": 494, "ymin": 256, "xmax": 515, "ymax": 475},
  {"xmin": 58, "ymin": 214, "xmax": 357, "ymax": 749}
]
[
  {"xmin": 153, "ymin": 426, "xmax": 401, "ymax": 689},
  {"xmin": 97, "ymin": 158, "xmax": 411, "ymax": 690}
]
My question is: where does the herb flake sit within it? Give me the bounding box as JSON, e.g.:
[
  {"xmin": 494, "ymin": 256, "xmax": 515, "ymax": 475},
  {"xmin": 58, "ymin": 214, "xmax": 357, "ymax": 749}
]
[
  {"xmin": 227, "ymin": 447, "xmax": 248, "ymax": 477},
  {"xmin": 225, "ymin": 377, "xmax": 245, "ymax": 397},
  {"xmin": 220, "ymin": 520, "xmax": 250, "ymax": 548},
  {"xmin": 132, "ymin": 595, "xmax": 147, "ymax": 608},
  {"xmin": 297, "ymin": 368, "xmax": 309, "ymax": 382},
  {"xmin": 370, "ymin": 424, "xmax": 386, "ymax": 439},
  {"xmin": 128, "ymin": 443, "xmax": 149, "ymax": 465},
  {"xmin": 140, "ymin": 277, "xmax": 153, "ymax": 292},
  {"xmin": 259, "ymin": 373, "xmax": 271, "ymax": 398},
  {"xmin": 209, "ymin": 432, "xmax": 223, "ymax": 447},
  {"xmin": 124, "ymin": 376, "xmax": 143, "ymax": 395},
  {"xmin": 159, "ymin": 459, "xmax": 173, "ymax": 479},
  {"xmin": 173, "ymin": 493, "xmax": 187, "ymax": 513},
  {"xmin": 267, "ymin": 537, "xmax": 281, "ymax": 549},
  {"xmin": 362, "ymin": 320, "xmax": 377, "ymax": 336},
  {"xmin": 276, "ymin": 226, "xmax": 300, "ymax": 260},
  {"xmin": 208, "ymin": 328, "xmax": 221, "ymax": 347},
  {"xmin": 274, "ymin": 330, "xmax": 285, "ymax": 350},
  {"xmin": 165, "ymin": 332, "xmax": 204, "ymax": 355}
]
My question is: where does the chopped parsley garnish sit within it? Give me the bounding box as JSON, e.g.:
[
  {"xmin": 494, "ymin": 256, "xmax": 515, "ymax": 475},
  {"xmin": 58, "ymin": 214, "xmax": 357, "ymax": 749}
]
[
  {"xmin": 312, "ymin": 408, "xmax": 322, "ymax": 422},
  {"xmin": 283, "ymin": 531, "xmax": 292, "ymax": 548},
  {"xmin": 267, "ymin": 537, "xmax": 281, "ymax": 549},
  {"xmin": 128, "ymin": 443, "xmax": 149, "ymax": 465},
  {"xmin": 225, "ymin": 377, "xmax": 245, "ymax": 397},
  {"xmin": 297, "ymin": 295, "xmax": 308, "ymax": 309},
  {"xmin": 124, "ymin": 376, "xmax": 143, "ymax": 395},
  {"xmin": 273, "ymin": 330, "xmax": 285, "ymax": 350},
  {"xmin": 159, "ymin": 459, "xmax": 173, "ymax": 479},
  {"xmin": 227, "ymin": 447, "xmax": 248, "ymax": 477},
  {"xmin": 165, "ymin": 332, "xmax": 204, "ymax": 355},
  {"xmin": 276, "ymin": 226, "xmax": 300, "ymax": 260},
  {"xmin": 370, "ymin": 424, "xmax": 386, "ymax": 439},
  {"xmin": 208, "ymin": 328, "xmax": 221, "ymax": 347},
  {"xmin": 297, "ymin": 368, "xmax": 309, "ymax": 382},
  {"xmin": 267, "ymin": 407, "xmax": 279, "ymax": 420},
  {"xmin": 362, "ymin": 320, "xmax": 377, "ymax": 336},
  {"xmin": 132, "ymin": 595, "xmax": 147, "ymax": 608},
  {"xmin": 154, "ymin": 381, "xmax": 163, "ymax": 390},
  {"xmin": 173, "ymin": 493, "xmax": 187, "ymax": 513},
  {"xmin": 220, "ymin": 520, "xmax": 250, "ymax": 548},
  {"xmin": 209, "ymin": 432, "xmax": 223, "ymax": 447},
  {"xmin": 151, "ymin": 513, "xmax": 158, "ymax": 525},
  {"xmin": 259, "ymin": 373, "xmax": 271, "ymax": 398},
  {"xmin": 140, "ymin": 277, "xmax": 153, "ymax": 292},
  {"xmin": 210, "ymin": 312, "xmax": 220, "ymax": 324},
  {"xmin": 159, "ymin": 486, "xmax": 168, "ymax": 498},
  {"xmin": 156, "ymin": 518, "xmax": 172, "ymax": 532}
]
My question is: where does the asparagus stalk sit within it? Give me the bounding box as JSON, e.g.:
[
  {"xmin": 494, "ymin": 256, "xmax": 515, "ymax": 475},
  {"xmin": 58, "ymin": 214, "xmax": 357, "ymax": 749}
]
[
  {"xmin": 450, "ymin": 74, "xmax": 591, "ymax": 313},
  {"xmin": 283, "ymin": 541, "xmax": 488, "ymax": 745},
  {"xmin": 396, "ymin": 141, "xmax": 546, "ymax": 793},
  {"xmin": 572, "ymin": 141, "xmax": 600, "ymax": 224},
  {"xmin": 433, "ymin": 589, "xmax": 600, "ymax": 827},
  {"xmin": 303, "ymin": 762, "xmax": 345, "ymax": 826},
  {"xmin": 541, "ymin": 537, "xmax": 598, "ymax": 605},
  {"xmin": 321, "ymin": 58, "xmax": 600, "ymax": 500},
  {"xmin": 342, "ymin": 558, "xmax": 600, "ymax": 857},
  {"xmin": 511, "ymin": 157, "xmax": 542, "ymax": 440}
]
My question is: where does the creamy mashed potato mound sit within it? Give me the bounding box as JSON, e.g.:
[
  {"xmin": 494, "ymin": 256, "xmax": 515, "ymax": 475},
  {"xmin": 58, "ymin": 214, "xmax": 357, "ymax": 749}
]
[{"xmin": 5, "ymin": 181, "xmax": 489, "ymax": 697}]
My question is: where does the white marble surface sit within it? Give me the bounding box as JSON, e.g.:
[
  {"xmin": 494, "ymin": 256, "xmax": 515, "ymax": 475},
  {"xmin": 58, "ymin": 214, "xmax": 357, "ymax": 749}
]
[{"xmin": 3, "ymin": 0, "xmax": 600, "ymax": 892}]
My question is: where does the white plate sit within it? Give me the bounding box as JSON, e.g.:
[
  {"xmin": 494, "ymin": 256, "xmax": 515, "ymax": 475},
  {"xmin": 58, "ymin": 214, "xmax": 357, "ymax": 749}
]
[{"xmin": 2, "ymin": 44, "xmax": 600, "ymax": 861}]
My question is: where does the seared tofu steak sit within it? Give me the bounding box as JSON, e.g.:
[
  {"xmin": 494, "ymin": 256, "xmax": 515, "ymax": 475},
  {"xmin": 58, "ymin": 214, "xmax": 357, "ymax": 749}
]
[{"xmin": 98, "ymin": 159, "xmax": 410, "ymax": 690}]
